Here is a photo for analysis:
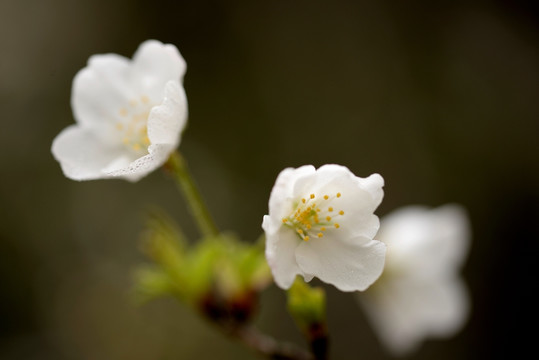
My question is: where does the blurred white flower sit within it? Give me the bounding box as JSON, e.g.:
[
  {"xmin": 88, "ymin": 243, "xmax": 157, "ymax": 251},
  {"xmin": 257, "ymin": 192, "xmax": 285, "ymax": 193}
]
[
  {"xmin": 357, "ymin": 205, "xmax": 471, "ymax": 356},
  {"xmin": 262, "ymin": 164, "xmax": 386, "ymax": 292},
  {"xmin": 52, "ymin": 40, "xmax": 188, "ymax": 181}
]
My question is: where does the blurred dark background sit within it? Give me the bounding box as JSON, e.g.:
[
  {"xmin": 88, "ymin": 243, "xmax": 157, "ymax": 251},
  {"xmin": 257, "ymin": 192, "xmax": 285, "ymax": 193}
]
[{"xmin": 1, "ymin": 0, "xmax": 538, "ymax": 359}]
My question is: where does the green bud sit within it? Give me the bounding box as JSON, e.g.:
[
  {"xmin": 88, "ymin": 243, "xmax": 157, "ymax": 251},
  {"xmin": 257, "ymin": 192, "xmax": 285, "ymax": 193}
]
[{"xmin": 287, "ymin": 277, "xmax": 327, "ymax": 333}]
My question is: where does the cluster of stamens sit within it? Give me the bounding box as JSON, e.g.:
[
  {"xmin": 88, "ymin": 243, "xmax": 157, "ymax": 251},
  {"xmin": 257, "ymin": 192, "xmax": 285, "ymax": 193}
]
[
  {"xmin": 282, "ymin": 192, "xmax": 345, "ymax": 241},
  {"xmin": 115, "ymin": 95, "xmax": 154, "ymax": 152}
]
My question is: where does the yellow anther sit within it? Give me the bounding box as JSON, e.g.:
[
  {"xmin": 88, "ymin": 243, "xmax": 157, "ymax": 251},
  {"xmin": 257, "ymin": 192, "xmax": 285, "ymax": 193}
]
[
  {"xmin": 297, "ymin": 229, "xmax": 303, "ymax": 234},
  {"xmin": 310, "ymin": 194, "xmax": 315, "ymax": 199},
  {"xmin": 321, "ymin": 227, "xmax": 326, "ymax": 231},
  {"xmin": 282, "ymin": 218, "xmax": 288, "ymax": 223},
  {"xmin": 339, "ymin": 210, "xmax": 344, "ymax": 215},
  {"xmin": 326, "ymin": 216, "xmax": 331, "ymax": 221},
  {"xmin": 337, "ymin": 192, "xmax": 341, "ymax": 198},
  {"xmin": 119, "ymin": 108, "xmax": 128, "ymax": 117},
  {"xmin": 328, "ymin": 207, "xmax": 333, "ymax": 212},
  {"xmin": 306, "ymin": 224, "xmax": 311, "ymax": 229},
  {"xmin": 141, "ymin": 95, "xmax": 150, "ymax": 103},
  {"xmin": 335, "ymin": 223, "xmax": 340, "ymax": 228},
  {"xmin": 304, "ymin": 236, "xmax": 310, "ymax": 241},
  {"xmin": 317, "ymin": 233, "xmax": 323, "ymax": 238},
  {"xmin": 324, "ymin": 195, "xmax": 329, "ymax": 200},
  {"xmin": 132, "ymin": 143, "xmax": 141, "ymax": 151},
  {"xmin": 302, "ymin": 198, "xmax": 306, "ymax": 204}
]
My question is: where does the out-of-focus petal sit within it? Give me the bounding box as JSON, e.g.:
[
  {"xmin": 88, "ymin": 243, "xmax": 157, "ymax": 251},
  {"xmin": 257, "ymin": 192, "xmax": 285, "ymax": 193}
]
[{"xmin": 51, "ymin": 125, "xmax": 132, "ymax": 181}]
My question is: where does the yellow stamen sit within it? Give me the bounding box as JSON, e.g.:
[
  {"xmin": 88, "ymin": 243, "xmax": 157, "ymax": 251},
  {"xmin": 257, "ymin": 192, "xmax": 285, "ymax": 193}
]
[
  {"xmin": 304, "ymin": 236, "xmax": 310, "ymax": 241},
  {"xmin": 324, "ymin": 195, "xmax": 329, "ymax": 200},
  {"xmin": 337, "ymin": 192, "xmax": 341, "ymax": 198},
  {"xmin": 317, "ymin": 233, "xmax": 323, "ymax": 238},
  {"xmin": 140, "ymin": 95, "xmax": 150, "ymax": 104},
  {"xmin": 326, "ymin": 216, "xmax": 331, "ymax": 221},
  {"xmin": 282, "ymin": 218, "xmax": 288, "ymax": 223},
  {"xmin": 321, "ymin": 227, "xmax": 326, "ymax": 231},
  {"xmin": 335, "ymin": 223, "xmax": 340, "ymax": 228},
  {"xmin": 310, "ymin": 194, "xmax": 315, "ymax": 199},
  {"xmin": 339, "ymin": 210, "xmax": 344, "ymax": 215},
  {"xmin": 328, "ymin": 207, "xmax": 333, "ymax": 212}
]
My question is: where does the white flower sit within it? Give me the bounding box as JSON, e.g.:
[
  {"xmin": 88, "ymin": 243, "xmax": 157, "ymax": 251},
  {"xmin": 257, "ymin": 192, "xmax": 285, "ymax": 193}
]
[
  {"xmin": 262, "ymin": 164, "xmax": 386, "ymax": 292},
  {"xmin": 51, "ymin": 40, "xmax": 188, "ymax": 181},
  {"xmin": 357, "ymin": 205, "xmax": 471, "ymax": 356}
]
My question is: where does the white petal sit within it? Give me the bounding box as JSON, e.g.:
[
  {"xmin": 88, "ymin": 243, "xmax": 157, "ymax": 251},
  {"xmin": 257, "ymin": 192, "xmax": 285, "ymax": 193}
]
[
  {"xmin": 132, "ymin": 40, "xmax": 187, "ymax": 100},
  {"xmin": 295, "ymin": 236, "xmax": 386, "ymax": 292},
  {"xmin": 430, "ymin": 204, "xmax": 471, "ymax": 269},
  {"xmin": 51, "ymin": 125, "xmax": 133, "ymax": 181},
  {"xmin": 105, "ymin": 143, "xmax": 175, "ymax": 182},
  {"xmin": 268, "ymin": 165, "xmax": 315, "ymax": 224},
  {"xmin": 291, "ymin": 166, "xmax": 384, "ymax": 239},
  {"xmin": 147, "ymin": 80, "xmax": 188, "ymax": 146},
  {"xmin": 359, "ymin": 275, "xmax": 470, "ymax": 355},
  {"xmin": 380, "ymin": 204, "xmax": 470, "ymax": 276},
  {"xmin": 263, "ymin": 217, "xmax": 303, "ymax": 289},
  {"xmin": 71, "ymin": 54, "xmax": 135, "ymax": 137}
]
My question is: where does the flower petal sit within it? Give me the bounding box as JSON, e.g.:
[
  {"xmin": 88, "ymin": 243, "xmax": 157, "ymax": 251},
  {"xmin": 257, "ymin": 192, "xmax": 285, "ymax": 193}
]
[
  {"xmin": 267, "ymin": 166, "xmax": 315, "ymax": 229},
  {"xmin": 295, "ymin": 236, "xmax": 386, "ymax": 292},
  {"xmin": 132, "ymin": 40, "xmax": 187, "ymax": 100},
  {"xmin": 147, "ymin": 80, "xmax": 188, "ymax": 146},
  {"xmin": 71, "ymin": 53, "xmax": 136, "ymax": 138},
  {"xmin": 291, "ymin": 165, "xmax": 384, "ymax": 239},
  {"xmin": 105, "ymin": 143, "xmax": 175, "ymax": 182},
  {"xmin": 51, "ymin": 125, "xmax": 133, "ymax": 181},
  {"xmin": 263, "ymin": 217, "xmax": 303, "ymax": 289},
  {"xmin": 380, "ymin": 205, "xmax": 470, "ymax": 276},
  {"xmin": 359, "ymin": 275, "xmax": 470, "ymax": 355}
]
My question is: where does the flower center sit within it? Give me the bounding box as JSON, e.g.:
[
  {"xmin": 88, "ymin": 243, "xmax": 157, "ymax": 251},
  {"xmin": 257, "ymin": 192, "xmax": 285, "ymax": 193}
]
[
  {"xmin": 115, "ymin": 95, "xmax": 155, "ymax": 153},
  {"xmin": 282, "ymin": 192, "xmax": 345, "ymax": 241}
]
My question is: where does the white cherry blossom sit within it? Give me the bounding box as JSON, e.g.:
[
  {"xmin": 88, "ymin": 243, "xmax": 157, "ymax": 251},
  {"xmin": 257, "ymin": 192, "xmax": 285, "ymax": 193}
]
[
  {"xmin": 52, "ymin": 40, "xmax": 188, "ymax": 181},
  {"xmin": 262, "ymin": 164, "xmax": 386, "ymax": 292},
  {"xmin": 357, "ymin": 204, "xmax": 471, "ymax": 355}
]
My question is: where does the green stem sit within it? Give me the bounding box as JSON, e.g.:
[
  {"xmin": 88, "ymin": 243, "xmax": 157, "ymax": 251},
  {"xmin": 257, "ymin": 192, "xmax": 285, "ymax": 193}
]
[{"xmin": 165, "ymin": 151, "xmax": 219, "ymax": 238}]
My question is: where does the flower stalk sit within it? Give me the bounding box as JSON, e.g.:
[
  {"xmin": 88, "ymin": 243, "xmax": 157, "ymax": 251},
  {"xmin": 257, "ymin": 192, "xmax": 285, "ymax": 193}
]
[{"xmin": 165, "ymin": 151, "xmax": 219, "ymax": 238}]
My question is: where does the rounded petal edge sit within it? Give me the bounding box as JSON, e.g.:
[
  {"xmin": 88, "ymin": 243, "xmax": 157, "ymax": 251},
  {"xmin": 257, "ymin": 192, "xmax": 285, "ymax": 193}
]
[
  {"xmin": 147, "ymin": 80, "xmax": 188, "ymax": 146},
  {"xmin": 264, "ymin": 219, "xmax": 303, "ymax": 290},
  {"xmin": 105, "ymin": 143, "xmax": 175, "ymax": 182},
  {"xmin": 296, "ymin": 236, "xmax": 387, "ymax": 292},
  {"xmin": 51, "ymin": 125, "xmax": 128, "ymax": 181}
]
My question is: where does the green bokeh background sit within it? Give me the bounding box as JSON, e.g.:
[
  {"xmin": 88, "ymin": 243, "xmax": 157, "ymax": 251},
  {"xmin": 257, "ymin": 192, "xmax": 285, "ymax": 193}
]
[{"xmin": 1, "ymin": 0, "xmax": 537, "ymax": 359}]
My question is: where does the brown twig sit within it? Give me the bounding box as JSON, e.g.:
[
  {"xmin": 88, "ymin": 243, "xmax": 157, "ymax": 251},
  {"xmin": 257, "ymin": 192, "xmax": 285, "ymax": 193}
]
[{"xmin": 231, "ymin": 325, "xmax": 314, "ymax": 360}]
